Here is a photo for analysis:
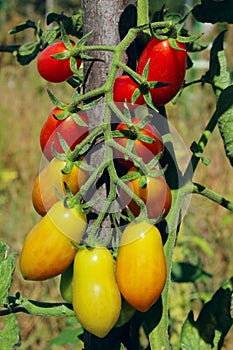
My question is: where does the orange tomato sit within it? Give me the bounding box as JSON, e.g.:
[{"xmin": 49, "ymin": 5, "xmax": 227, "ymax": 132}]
[
  {"xmin": 116, "ymin": 221, "xmax": 166, "ymax": 312},
  {"xmin": 119, "ymin": 167, "xmax": 172, "ymax": 220},
  {"xmin": 32, "ymin": 157, "xmax": 88, "ymax": 216}
]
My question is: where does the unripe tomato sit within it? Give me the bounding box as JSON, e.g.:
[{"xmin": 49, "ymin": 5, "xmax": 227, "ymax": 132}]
[
  {"xmin": 40, "ymin": 107, "xmax": 88, "ymax": 161},
  {"xmin": 137, "ymin": 38, "xmax": 187, "ymax": 106},
  {"xmin": 114, "ymin": 298, "xmax": 136, "ymax": 328},
  {"xmin": 19, "ymin": 201, "xmax": 86, "ymax": 281},
  {"xmin": 32, "ymin": 157, "xmax": 88, "ymax": 216},
  {"xmin": 72, "ymin": 247, "xmax": 121, "ymax": 338},
  {"xmin": 60, "ymin": 263, "xmax": 73, "ymax": 303},
  {"xmin": 37, "ymin": 41, "xmax": 82, "ymax": 83},
  {"xmin": 113, "ymin": 75, "xmax": 145, "ymax": 110},
  {"xmin": 114, "ymin": 117, "xmax": 164, "ymax": 168},
  {"xmin": 116, "ymin": 221, "xmax": 166, "ymax": 312},
  {"xmin": 120, "ymin": 167, "xmax": 172, "ymax": 220}
]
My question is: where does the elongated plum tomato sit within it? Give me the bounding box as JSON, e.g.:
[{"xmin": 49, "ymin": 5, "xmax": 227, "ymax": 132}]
[
  {"xmin": 37, "ymin": 41, "xmax": 82, "ymax": 83},
  {"xmin": 72, "ymin": 247, "xmax": 121, "ymax": 338},
  {"xmin": 137, "ymin": 38, "xmax": 186, "ymax": 106},
  {"xmin": 32, "ymin": 157, "xmax": 88, "ymax": 216},
  {"xmin": 114, "ymin": 117, "xmax": 164, "ymax": 168},
  {"xmin": 116, "ymin": 221, "xmax": 166, "ymax": 312},
  {"xmin": 19, "ymin": 201, "xmax": 87, "ymax": 281},
  {"xmin": 120, "ymin": 167, "xmax": 172, "ymax": 220},
  {"xmin": 40, "ymin": 107, "xmax": 88, "ymax": 161},
  {"xmin": 113, "ymin": 75, "xmax": 145, "ymax": 110}
]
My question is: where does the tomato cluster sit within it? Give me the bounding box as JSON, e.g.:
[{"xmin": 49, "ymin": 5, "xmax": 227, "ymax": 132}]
[{"xmin": 19, "ymin": 34, "xmax": 179, "ymax": 339}]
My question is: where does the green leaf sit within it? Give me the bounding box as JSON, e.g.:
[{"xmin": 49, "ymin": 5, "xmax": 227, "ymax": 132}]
[
  {"xmin": 41, "ymin": 29, "xmax": 58, "ymax": 47},
  {"xmin": 204, "ymin": 30, "xmax": 230, "ymax": 92},
  {"xmin": 45, "ymin": 325, "xmax": 83, "ymax": 349},
  {"xmin": 8, "ymin": 19, "xmax": 37, "ymax": 34},
  {"xmin": 180, "ymin": 277, "xmax": 233, "ymax": 350},
  {"xmin": 121, "ymin": 171, "xmax": 140, "ymax": 182},
  {"xmin": 0, "ymin": 240, "xmax": 16, "ymax": 305},
  {"xmin": 171, "ymin": 262, "xmax": 212, "ymax": 283},
  {"xmin": 16, "ymin": 41, "xmax": 41, "ymax": 65},
  {"xmin": 192, "ymin": 0, "xmax": 233, "ymax": 24},
  {"xmin": 47, "ymin": 89, "xmax": 67, "ymax": 110},
  {"xmin": 0, "ymin": 314, "xmax": 20, "ymax": 350},
  {"xmin": 217, "ymin": 85, "xmax": 233, "ymax": 166}
]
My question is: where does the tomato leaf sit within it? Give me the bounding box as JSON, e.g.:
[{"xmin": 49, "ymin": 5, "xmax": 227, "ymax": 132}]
[
  {"xmin": 45, "ymin": 322, "xmax": 83, "ymax": 349},
  {"xmin": 47, "ymin": 89, "xmax": 68, "ymax": 111},
  {"xmin": 121, "ymin": 171, "xmax": 140, "ymax": 182},
  {"xmin": 180, "ymin": 277, "xmax": 233, "ymax": 350},
  {"xmin": 72, "ymin": 113, "xmax": 88, "ymax": 127},
  {"xmin": 192, "ymin": 0, "xmax": 233, "ymax": 24},
  {"xmin": 8, "ymin": 19, "xmax": 37, "ymax": 34},
  {"xmin": 0, "ymin": 241, "xmax": 15, "ymax": 305},
  {"xmin": 217, "ymin": 85, "xmax": 233, "ymax": 166},
  {"xmin": 0, "ymin": 314, "xmax": 20, "ymax": 350},
  {"xmin": 171, "ymin": 262, "xmax": 212, "ymax": 283}
]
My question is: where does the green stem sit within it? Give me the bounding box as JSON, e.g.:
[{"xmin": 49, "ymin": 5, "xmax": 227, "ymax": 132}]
[
  {"xmin": 192, "ymin": 182, "xmax": 233, "ymax": 211},
  {"xmin": 137, "ymin": 0, "xmax": 149, "ymax": 28},
  {"xmin": 1, "ymin": 296, "xmax": 74, "ymax": 317}
]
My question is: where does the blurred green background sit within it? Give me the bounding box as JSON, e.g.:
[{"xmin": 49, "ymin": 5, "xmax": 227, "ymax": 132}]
[{"xmin": 0, "ymin": 1, "xmax": 232, "ymax": 349}]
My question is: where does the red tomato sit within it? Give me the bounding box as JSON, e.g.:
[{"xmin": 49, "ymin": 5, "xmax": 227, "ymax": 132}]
[
  {"xmin": 119, "ymin": 167, "xmax": 172, "ymax": 220},
  {"xmin": 114, "ymin": 117, "xmax": 164, "ymax": 168},
  {"xmin": 37, "ymin": 41, "xmax": 82, "ymax": 83},
  {"xmin": 137, "ymin": 38, "xmax": 187, "ymax": 106},
  {"xmin": 40, "ymin": 107, "xmax": 89, "ymax": 161},
  {"xmin": 113, "ymin": 75, "xmax": 145, "ymax": 110}
]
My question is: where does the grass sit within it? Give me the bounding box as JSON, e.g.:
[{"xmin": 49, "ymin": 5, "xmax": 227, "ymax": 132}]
[{"xmin": 0, "ymin": 38, "xmax": 232, "ymax": 349}]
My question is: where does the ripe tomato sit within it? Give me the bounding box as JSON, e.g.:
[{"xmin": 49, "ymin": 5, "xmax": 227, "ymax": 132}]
[
  {"xmin": 116, "ymin": 221, "xmax": 166, "ymax": 312},
  {"xmin": 40, "ymin": 107, "xmax": 88, "ymax": 161},
  {"xmin": 37, "ymin": 41, "xmax": 82, "ymax": 83},
  {"xmin": 32, "ymin": 157, "xmax": 88, "ymax": 216},
  {"xmin": 114, "ymin": 117, "xmax": 164, "ymax": 168},
  {"xmin": 113, "ymin": 75, "xmax": 145, "ymax": 110},
  {"xmin": 72, "ymin": 247, "xmax": 121, "ymax": 338},
  {"xmin": 19, "ymin": 201, "xmax": 87, "ymax": 281},
  {"xmin": 137, "ymin": 38, "xmax": 187, "ymax": 106},
  {"xmin": 119, "ymin": 167, "xmax": 172, "ymax": 220}
]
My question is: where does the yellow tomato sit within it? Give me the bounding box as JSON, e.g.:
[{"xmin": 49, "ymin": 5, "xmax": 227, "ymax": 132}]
[
  {"xmin": 20, "ymin": 201, "xmax": 86, "ymax": 281},
  {"xmin": 72, "ymin": 247, "xmax": 121, "ymax": 338}
]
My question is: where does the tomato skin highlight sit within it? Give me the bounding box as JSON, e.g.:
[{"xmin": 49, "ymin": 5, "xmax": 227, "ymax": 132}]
[
  {"xmin": 32, "ymin": 157, "xmax": 88, "ymax": 216},
  {"xmin": 120, "ymin": 167, "xmax": 172, "ymax": 220},
  {"xmin": 72, "ymin": 247, "xmax": 121, "ymax": 338},
  {"xmin": 19, "ymin": 201, "xmax": 86, "ymax": 281},
  {"xmin": 137, "ymin": 38, "xmax": 187, "ymax": 106},
  {"xmin": 116, "ymin": 221, "xmax": 166, "ymax": 312},
  {"xmin": 114, "ymin": 117, "xmax": 164, "ymax": 168},
  {"xmin": 113, "ymin": 75, "xmax": 145, "ymax": 110},
  {"xmin": 40, "ymin": 107, "xmax": 88, "ymax": 161},
  {"xmin": 37, "ymin": 41, "xmax": 82, "ymax": 83}
]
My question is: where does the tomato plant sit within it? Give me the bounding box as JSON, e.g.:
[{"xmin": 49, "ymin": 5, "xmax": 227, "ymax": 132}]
[
  {"xmin": 32, "ymin": 156, "xmax": 88, "ymax": 216},
  {"xmin": 137, "ymin": 38, "xmax": 187, "ymax": 106},
  {"xmin": 113, "ymin": 75, "xmax": 145, "ymax": 109},
  {"xmin": 19, "ymin": 201, "xmax": 86, "ymax": 281},
  {"xmin": 119, "ymin": 167, "xmax": 172, "ymax": 220},
  {"xmin": 40, "ymin": 107, "xmax": 89, "ymax": 161},
  {"xmin": 37, "ymin": 41, "xmax": 82, "ymax": 83},
  {"xmin": 113, "ymin": 117, "xmax": 164, "ymax": 167},
  {"xmin": 72, "ymin": 247, "xmax": 121, "ymax": 338},
  {"xmin": 116, "ymin": 221, "xmax": 166, "ymax": 312},
  {"xmin": 60, "ymin": 263, "xmax": 73, "ymax": 303}
]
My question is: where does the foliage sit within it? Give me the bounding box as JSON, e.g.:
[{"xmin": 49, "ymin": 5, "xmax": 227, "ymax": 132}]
[{"xmin": 0, "ymin": 1, "xmax": 232, "ymax": 350}]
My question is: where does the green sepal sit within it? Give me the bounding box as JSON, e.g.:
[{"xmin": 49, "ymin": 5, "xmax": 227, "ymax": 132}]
[{"xmin": 47, "ymin": 89, "xmax": 68, "ymax": 110}]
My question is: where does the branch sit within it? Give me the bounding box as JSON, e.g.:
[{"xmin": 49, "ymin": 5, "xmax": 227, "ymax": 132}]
[
  {"xmin": 192, "ymin": 182, "xmax": 233, "ymax": 211},
  {"xmin": 0, "ymin": 295, "xmax": 75, "ymax": 317}
]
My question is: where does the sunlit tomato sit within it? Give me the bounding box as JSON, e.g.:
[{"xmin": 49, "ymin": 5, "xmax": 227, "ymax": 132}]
[
  {"xmin": 32, "ymin": 157, "xmax": 88, "ymax": 216},
  {"xmin": 40, "ymin": 107, "xmax": 88, "ymax": 161},
  {"xmin": 114, "ymin": 117, "xmax": 164, "ymax": 168},
  {"xmin": 113, "ymin": 75, "xmax": 145, "ymax": 110},
  {"xmin": 72, "ymin": 247, "xmax": 121, "ymax": 338},
  {"xmin": 137, "ymin": 38, "xmax": 187, "ymax": 106},
  {"xmin": 37, "ymin": 41, "xmax": 82, "ymax": 83},
  {"xmin": 20, "ymin": 201, "xmax": 86, "ymax": 281},
  {"xmin": 119, "ymin": 167, "xmax": 172, "ymax": 220},
  {"xmin": 116, "ymin": 221, "xmax": 166, "ymax": 312},
  {"xmin": 60, "ymin": 263, "xmax": 73, "ymax": 303}
]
